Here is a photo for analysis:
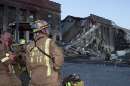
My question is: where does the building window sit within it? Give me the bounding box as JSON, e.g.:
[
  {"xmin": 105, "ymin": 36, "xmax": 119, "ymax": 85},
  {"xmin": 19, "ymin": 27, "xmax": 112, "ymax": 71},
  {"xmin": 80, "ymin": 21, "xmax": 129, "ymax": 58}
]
[
  {"xmin": 29, "ymin": 11, "xmax": 36, "ymax": 22},
  {"xmin": 8, "ymin": 6, "xmax": 16, "ymax": 24},
  {"xmin": 29, "ymin": 11, "xmax": 36, "ymax": 40},
  {"xmin": 19, "ymin": 9, "xmax": 27, "ymax": 22},
  {"xmin": 7, "ymin": 6, "xmax": 16, "ymax": 40},
  {"xmin": 0, "ymin": 5, "xmax": 4, "ymax": 34},
  {"xmin": 19, "ymin": 31, "xmax": 25, "ymax": 39},
  {"xmin": 29, "ymin": 32, "xmax": 34, "ymax": 40},
  {"xmin": 67, "ymin": 18, "xmax": 73, "ymax": 22},
  {"xmin": 56, "ymin": 35, "xmax": 60, "ymax": 41}
]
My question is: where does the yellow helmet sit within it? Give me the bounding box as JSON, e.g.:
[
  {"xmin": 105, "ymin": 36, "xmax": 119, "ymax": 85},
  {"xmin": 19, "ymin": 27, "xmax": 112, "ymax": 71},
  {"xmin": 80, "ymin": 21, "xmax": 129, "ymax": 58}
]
[{"xmin": 32, "ymin": 20, "xmax": 49, "ymax": 33}]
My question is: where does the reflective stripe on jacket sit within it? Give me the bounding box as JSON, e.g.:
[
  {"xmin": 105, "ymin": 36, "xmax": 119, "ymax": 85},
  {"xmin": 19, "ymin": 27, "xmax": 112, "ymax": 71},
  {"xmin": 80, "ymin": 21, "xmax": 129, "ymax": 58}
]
[
  {"xmin": 44, "ymin": 38, "xmax": 51, "ymax": 76},
  {"xmin": 66, "ymin": 81, "xmax": 84, "ymax": 86},
  {"xmin": 66, "ymin": 82, "xmax": 72, "ymax": 86}
]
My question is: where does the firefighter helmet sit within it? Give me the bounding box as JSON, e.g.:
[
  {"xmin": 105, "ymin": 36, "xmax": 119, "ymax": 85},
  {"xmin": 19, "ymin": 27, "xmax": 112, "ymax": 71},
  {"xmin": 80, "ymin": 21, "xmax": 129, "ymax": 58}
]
[
  {"xmin": 69, "ymin": 73, "xmax": 80, "ymax": 81},
  {"xmin": 32, "ymin": 20, "xmax": 49, "ymax": 33}
]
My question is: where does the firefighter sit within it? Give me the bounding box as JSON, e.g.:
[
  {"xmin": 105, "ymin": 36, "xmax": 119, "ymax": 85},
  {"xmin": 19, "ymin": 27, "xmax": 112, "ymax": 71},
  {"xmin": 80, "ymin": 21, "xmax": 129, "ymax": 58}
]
[
  {"xmin": 0, "ymin": 31, "xmax": 21, "ymax": 86},
  {"xmin": 12, "ymin": 39, "xmax": 26, "ymax": 76},
  {"xmin": 13, "ymin": 39, "xmax": 30, "ymax": 86},
  {"xmin": 25, "ymin": 20, "xmax": 64, "ymax": 86},
  {"xmin": 63, "ymin": 73, "xmax": 85, "ymax": 86}
]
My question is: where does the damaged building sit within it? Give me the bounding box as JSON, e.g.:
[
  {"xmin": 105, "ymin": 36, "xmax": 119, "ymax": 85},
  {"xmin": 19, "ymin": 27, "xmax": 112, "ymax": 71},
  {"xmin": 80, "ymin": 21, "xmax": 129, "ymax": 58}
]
[
  {"xmin": 61, "ymin": 14, "xmax": 130, "ymax": 60},
  {"xmin": 0, "ymin": 0, "xmax": 61, "ymax": 42}
]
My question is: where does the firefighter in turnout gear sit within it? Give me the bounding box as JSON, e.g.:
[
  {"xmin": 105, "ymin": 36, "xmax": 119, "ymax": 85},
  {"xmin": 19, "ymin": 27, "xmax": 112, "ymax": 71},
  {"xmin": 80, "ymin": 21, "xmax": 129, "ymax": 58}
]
[
  {"xmin": 25, "ymin": 20, "xmax": 64, "ymax": 86},
  {"xmin": 63, "ymin": 74, "xmax": 84, "ymax": 86},
  {"xmin": 12, "ymin": 39, "xmax": 26, "ymax": 77},
  {"xmin": 0, "ymin": 31, "xmax": 21, "ymax": 86},
  {"xmin": 13, "ymin": 39, "xmax": 30, "ymax": 86}
]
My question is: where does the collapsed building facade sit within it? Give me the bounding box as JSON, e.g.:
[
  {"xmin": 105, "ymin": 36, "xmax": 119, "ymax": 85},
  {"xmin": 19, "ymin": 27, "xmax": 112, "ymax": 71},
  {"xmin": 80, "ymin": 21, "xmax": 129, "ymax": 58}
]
[
  {"xmin": 61, "ymin": 14, "xmax": 130, "ymax": 60},
  {"xmin": 0, "ymin": 0, "xmax": 61, "ymax": 42}
]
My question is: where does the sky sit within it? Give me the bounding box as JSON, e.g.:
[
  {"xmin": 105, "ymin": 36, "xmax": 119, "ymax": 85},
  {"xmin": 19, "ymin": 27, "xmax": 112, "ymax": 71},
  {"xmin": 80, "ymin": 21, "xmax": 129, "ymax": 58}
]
[{"xmin": 52, "ymin": 0, "xmax": 130, "ymax": 29}]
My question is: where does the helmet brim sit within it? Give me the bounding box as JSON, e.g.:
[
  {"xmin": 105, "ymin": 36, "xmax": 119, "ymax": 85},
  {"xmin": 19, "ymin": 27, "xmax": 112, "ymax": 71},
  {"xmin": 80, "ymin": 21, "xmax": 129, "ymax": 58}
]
[{"xmin": 33, "ymin": 25, "xmax": 48, "ymax": 33}]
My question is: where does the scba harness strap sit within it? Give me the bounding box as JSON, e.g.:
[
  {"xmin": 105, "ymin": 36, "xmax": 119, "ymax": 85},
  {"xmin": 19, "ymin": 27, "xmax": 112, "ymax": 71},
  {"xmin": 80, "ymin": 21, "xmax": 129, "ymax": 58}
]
[{"xmin": 30, "ymin": 38, "xmax": 52, "ymax": 76}]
